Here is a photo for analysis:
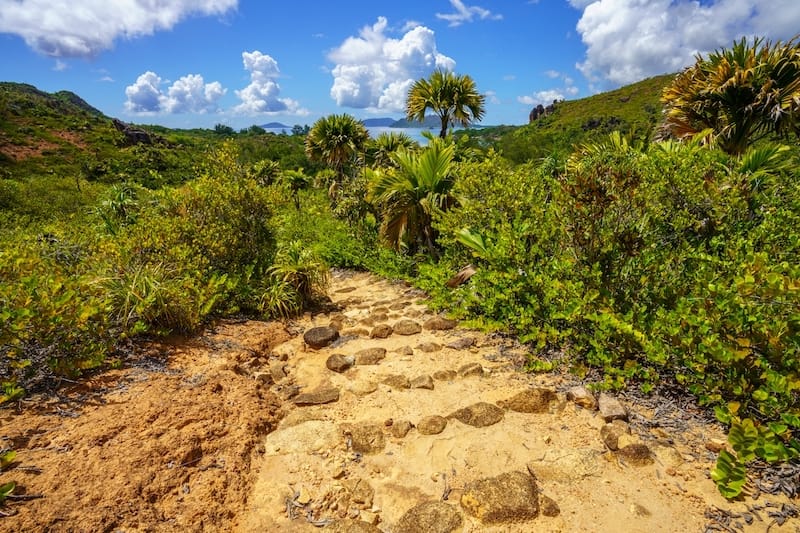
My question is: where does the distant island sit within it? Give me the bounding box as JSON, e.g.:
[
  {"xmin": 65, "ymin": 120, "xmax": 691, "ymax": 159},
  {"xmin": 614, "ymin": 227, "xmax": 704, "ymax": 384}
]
[
  {"xmin": 261, "ymin": 116, "xmax": 470, "ymax": 131},
  {"xmin": 260, "ymin": 122, "xmax": 290, "ymax": 129}
]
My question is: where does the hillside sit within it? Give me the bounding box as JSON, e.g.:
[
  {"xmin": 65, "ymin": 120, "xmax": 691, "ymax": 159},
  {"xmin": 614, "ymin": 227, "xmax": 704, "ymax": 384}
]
[{"xmin": 467, "ymin": 74, "xmax": 675, "ymax": 163}]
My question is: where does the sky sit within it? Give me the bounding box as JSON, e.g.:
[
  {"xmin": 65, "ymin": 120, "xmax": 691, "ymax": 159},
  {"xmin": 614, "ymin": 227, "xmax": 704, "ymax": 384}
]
[{"xmin": 1, "ymin": 0, "xmax": 799, "ymax": 129}]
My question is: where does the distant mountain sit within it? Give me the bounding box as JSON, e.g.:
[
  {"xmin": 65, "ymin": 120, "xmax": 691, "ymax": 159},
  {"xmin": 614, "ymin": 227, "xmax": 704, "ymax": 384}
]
[
  {"xmin": 260, "ymin": 122, "xmax": 289, "ymax": 129},
  {"xmin": 361, "ymin": 117, "xmax": 398, "ymax": 127},
  {"xmin": 390, "ymin": 115, "xmax": 441, "ymax": 129}
]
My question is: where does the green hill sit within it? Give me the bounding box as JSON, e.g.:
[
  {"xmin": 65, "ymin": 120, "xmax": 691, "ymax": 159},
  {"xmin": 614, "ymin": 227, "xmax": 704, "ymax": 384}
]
[{"xmin": 467, "ymin": 74, "xmax": 676, "ymax": 164}]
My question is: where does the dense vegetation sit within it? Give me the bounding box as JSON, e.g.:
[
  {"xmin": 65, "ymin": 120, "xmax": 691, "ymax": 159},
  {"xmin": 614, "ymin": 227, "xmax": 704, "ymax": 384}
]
[{"xmin": 1, "ymin": 37, "xmax": 799, "ymax": 500}]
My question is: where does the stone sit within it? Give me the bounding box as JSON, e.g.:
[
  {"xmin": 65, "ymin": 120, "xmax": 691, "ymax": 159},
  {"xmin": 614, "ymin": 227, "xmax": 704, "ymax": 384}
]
[
  {"xmin": 293, "ymin": 387, "xmax": 340, "ymax": 406},
  {"xmin": 460, "ymin": 471, "xmax": 539, "ymax": 523},
  {"xmin": 371, "ymin": 312, "xmax": 389, "ymax": 323},
  {"xmin": 424, "ymin": 316, "xmax": 457, "ymax": 331},
  {"xmin": 598, "ymin": 393, "xmax": 628, "ymax": 422},
  {"xmin": 446, "ymin": 337, "xmax": 476, "ymax": 350},
  {"xmin": 617, "ymin": 444, "xmax": 654, "ymax": 466},
  {"xmin": 326, "ymin": 520, "xmax": 382, "ymax": 533},
  {"xmin": 448, "ymin": 402, "xmax": 504, "ymax": 427},
  {"xmin": 253, "ymin": 371, "xmax": 273, "ymax": 385},
  {"xmin": 498, "ymin": 388, "xmax": 557, "ymax": 414},
  {"xmin": 328, "ymin": 318, "xmax": 344, "ymax": 331},
  {"xmin": 326, "ymin": 354, "xmax": 355, "ymax": 373},
  {"xmin": 349, "ymin": 381, "xmax": 378, "ymax": 396},
  {"xmin": 705, "ymin": 438, "xmax": 726, "ymax": 453},
  {"xmin": 344, "ymin": 423, "xmax": 386, "ymax": 454},
  {"xmin": 539, "ymin": 495, "xmax": 560, "ymax": 517},
  {"xmin": 393, "ymin": 319, "xmax": 422, "ymax": 335},
  {"xmin": 433, "ymin": 370, "xmax": 457, "ymax": 381},
  {"xmin": 342, "ymin": 478, "xmax": 374, "ymax": 507},
  {"xmin": 341, "ymin": 328, "xmax": 369, "ymax": 337},
  {"xmin": 359, "ymin": 510, "xmax": 380, "ymax": 525},
  {"xmin": 457, "ymin": 362, "xmax": 483, "ymax": 378},
  {"xmin": 391, "ymin": 420, "xmax": 413, "ymax": 438},
  {"xmin": 355, "ymin": 347, "xmax": 387, "ymax": 365},
  {"xmin": 418, "ymin": 416, "xmax": 448, "ymax": 435},
  {"xmin": 370, "ymin": 324, "xmax": 393, "ymax": 339},
  {"xmin": 304, "ymin": 326, "xmax": 340, "ymax": 349},
  {"xmin": 396, "ymin": 345, "xmax": 414, "ymax": 355},
  {"xmin": 382, "ymin": 374, "xmax": 411, "ymax": 390},
  {"xmin": 410, "ymin": 374, "xmax": 435, "ymax": 390},
  {"xmin": 600, "ymin": 420, "xmax": 631, "ymax": 451},
  {"xmin": 630, "ymin": 503, "xmax": 651, "ymax": 517},
  {"xmin": 527, "ymin": 448, "xmax": 602, "ymax": 482},
  {"xmin": 269, "ymin": 362, "xmax": 287, "ymax": 383},
  {"xmin": 566, "ymin": 386, "xmax": 597, "ymax": 410},
  {"xmin": 389, "ymin": 301, "xmax": 408, "ymax": 310},
  {"xmin": 416, "ymin": 342, "xmax": 442, "ymax": 353},
  {"xmin": 395, "ymin": 501, "xmax": 463, "ymax": 533}
]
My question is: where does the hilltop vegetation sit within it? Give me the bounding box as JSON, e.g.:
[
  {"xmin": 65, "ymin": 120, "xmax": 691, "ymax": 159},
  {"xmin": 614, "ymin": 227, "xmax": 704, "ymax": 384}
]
[{"xmin": 2, "ymin": 37, "xmax": 800, "ymax": 501}]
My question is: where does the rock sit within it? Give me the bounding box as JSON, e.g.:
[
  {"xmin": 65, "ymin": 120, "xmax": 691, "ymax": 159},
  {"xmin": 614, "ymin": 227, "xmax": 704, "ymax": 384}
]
[
  {"xmin": 391, "ymin": 420, "xmax": 413, "ymax": 438},
  {"xmin": 498, "ymin": 388, "xmax": 557, "ymax": 413},
  {"xmin": 342, "ymin": 478, "xmax": 374, "ymax": 507},
  {"xmin": 600, "ymin": 420, "xmax": 631, "ymax": 451},
  {"xmin": 326, "ymin": 354, "xmax": 355, "ymax": 373},
  {"xmin": 393, "ymin": 319, "xmax": 422, "ymax": 335},
  {"xmin": 359, "ymin": 316, "xmax": 375, "ymax": 327},
  {"xmin": 424, "ymin": 316, "xmax": 457, "ymax": 331},
  {"xmin": 566, "ymin": 386, "xmax": 597, "ymax": 410},
  {"xmin": 355, "ymin": 347, "xmax": 387, "ymax": 365},
  {"xmin": 410, "ymin": 375, "xmax": 435, "ymax": 390},
  {"xmin": 382, "ymin": 374, "xmax": 410, "ymax": 390},
  {"xmin": 617, "ymin": 444, "xmax": 654, "ymax": 466},
  {"xmin": 630, "ymin": 503, "xmax": 651, "ymax": 517},
  {"xmin": 460, "ymin": 471, "xmax": 539, "ymax": 523},
  {"xmin": 418, "ymin": 416, "xmax": 448, "ymax": 435},
  {"xmin": 328, "ymin": 318, "xmax": 344, "ymax": 331},
  {"xmin": 416, "ymin": 342, "xmax": 442, "ymax": 353},
  {"xmin": 457, "ymin": 362, "xmax": 483, "ymax": 377},
  {"xmin": 253, "ymin": 371, "xmax": 273, "ymax": 385},
  {"xmin": 395, "ymin": 501, "xmax": 463, "ymax": 533},
  {"xmin": 326, "ymin": 519, "xmax": 382, "ymax": 533},
  {"xmin": 705, "ymin": 438, "xmax": 726, "ymax": 454},
  {"xmin": 598, "ymin": 393, "xmax": 627, "ymax": 422},
  {"xmin": 371, "ymin": 312, "xmax": 389, "ymax": 323},
  {"xmin": 344, "ymin": 423, "xmax": 386, "ymax": 454},
  {"xmin": 389, "ymin": 301, "xmax": 408, "ymax": 311},
  {"xmin": 293, "ymin": 387, "xmax": 340, "ymax": 406},
  {"xmin": 539, "ymin": 495, "xmax": 560, "ymax": 517},
  {"xmin": 653, "ymin": 444, "xmax": 684, "ymax": 468},
  {"xmin": 359, "ymin": 510, "xmax": 380, "ymax": 525},
  {"xmin": 370, "ymin": 324, "xmax": 393, "ymax": 339},
  {"xmin": 304, "ymin": 326, "xmax": 340, "ymax": 349},
  {"xmin": 446, "ymin": 337, "xmax": 476, "ymax": 350},
  {"xmin": 527, "ymin": 448, "xmax": 602, "ymax": 482},
  {"xmin": 349, "ymin": 381, "xmax": 378, "ymax": 396},
  {"xmin": 342, "ymin": 327, "xmax": 370, "ymax": 337},
  {"xmin": 448, "ymin": 402, "xmax": 504, "ymax": 427},
  {"xmin": 296, "ymin": 487, "xmax": 312, "ymax": 505},
  {"xmin": 396, "ymin": 345, "xmax": 414, "ymax": 355},
  {"xmin": 112, "ymin": 118, "xmax": 156, "ymax": 146},
  {"xmin": 433, "ymin": 370, "xmax": 457, "ymax": 381},
  {"xmin": 269, "ymin": 362, "xmax": 287, "ymax": 383}
]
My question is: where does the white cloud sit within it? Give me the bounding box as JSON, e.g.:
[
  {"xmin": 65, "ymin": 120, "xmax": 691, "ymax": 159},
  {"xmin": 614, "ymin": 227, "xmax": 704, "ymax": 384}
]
[
  {"xmin": 233, "ymin": 51, "xmax": 308, "ymax": 116},
  {"xmin": 573, "ymin": 0, "xmax": 800, "ymax": 86},
  {"xmin": 125, "ymin": 71, "xmax": 226, "ymax": 114},
  {"xmin": 518, "ymin": 90, "xmax": 565, "ymax": 106},
  {"xmin": 0, "ymin": 0, "xmax": 237, "ymax": 58},
  {"xmin": 436, "ymin": 0, "xmax": 503, "ymax": 27},
  {"xmin": 544, "ymin": 70, "xmax": 561, "ymax": 79},
  {"xmin": 328, "ymin": 17, "xmax": 456, "ymax": 112},
  {"xmin": 485, "ymin": 90, "xmax": 500, "ymax": 105}
]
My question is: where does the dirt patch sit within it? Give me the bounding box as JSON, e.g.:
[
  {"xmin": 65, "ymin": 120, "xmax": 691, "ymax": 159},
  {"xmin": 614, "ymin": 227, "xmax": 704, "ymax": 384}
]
[{"xmin": 0, "ymin": 321, "xmax": 289, "ymax": 532}]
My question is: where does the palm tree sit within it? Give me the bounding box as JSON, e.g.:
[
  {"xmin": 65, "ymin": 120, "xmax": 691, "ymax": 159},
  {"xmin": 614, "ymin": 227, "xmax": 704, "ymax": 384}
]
[
  {"xmin": 367, "ymin": 138, "xmax": 457, "ymax": 255},
  {"xmin": 366, "ymin": 131, "xmax": 417, "ymax": 168},
  {"xmin": 661, "ymin": 36, "xmax": 800, "ymax": 155},
  {"xmin": 406, "ymin": 70, "xmax": 486, "ymax": 139},
  {"xmin": 304, "ymin": 114, "xmax": 369, "ymax": 197}
]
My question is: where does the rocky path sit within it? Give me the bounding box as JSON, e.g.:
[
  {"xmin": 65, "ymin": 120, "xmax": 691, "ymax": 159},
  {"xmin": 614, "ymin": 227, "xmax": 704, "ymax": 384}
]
[{"xmin": 238, "ymin": 271, "xmax": 743, "ymax": 532}]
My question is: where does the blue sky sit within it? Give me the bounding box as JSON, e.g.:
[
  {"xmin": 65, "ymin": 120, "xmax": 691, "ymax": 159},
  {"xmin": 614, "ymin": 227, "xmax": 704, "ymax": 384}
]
[{"xmin": 1, "ymin": 0, "xmax": 799, "ymax": 129}]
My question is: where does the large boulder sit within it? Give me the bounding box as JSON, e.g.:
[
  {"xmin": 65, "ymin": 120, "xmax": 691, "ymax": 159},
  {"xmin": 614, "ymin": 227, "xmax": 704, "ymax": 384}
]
[{"xmin": 303, "ymin": 326, "xmax": 339, "ymax": 349}]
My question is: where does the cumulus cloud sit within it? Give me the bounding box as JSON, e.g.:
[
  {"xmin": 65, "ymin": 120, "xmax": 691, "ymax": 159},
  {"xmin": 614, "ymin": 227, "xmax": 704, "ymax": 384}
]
[
  {"xmin": 572, "ymin": 0, "xmax": 800, "ymax": 86},
  {"xmin": 125, "ymin": 71, "xmax": 225, "ymax": 114},
  {"xmin": 328, "ymin": 17, "xmax": 456, "ymax": 112},
  {"xmin": 234, "ymin": 51, "xmax": 308, "ymax": 116},
  {"xmin": 0, "ymin": 0, "xmax": 237, "ymax": 58},
  {"xmin": 518, "ymin": 90, "xmax": 565, "ymax": 106},
  {"xmin": 435, "ymin": 0, "xmax": 502, "ymax": 27}
]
